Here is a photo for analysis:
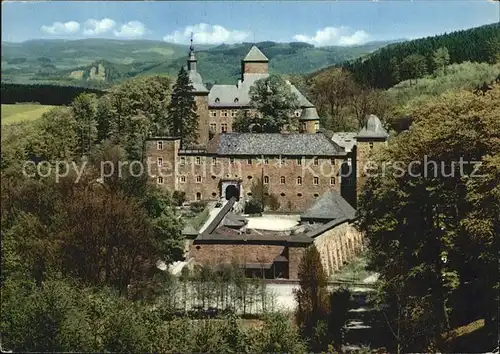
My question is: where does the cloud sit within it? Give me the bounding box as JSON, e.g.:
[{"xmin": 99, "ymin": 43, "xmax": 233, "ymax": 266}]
[
  {"xmin": 164, "ymin": 23, "xmax": 251, "ymax": 44},
  {"xmin": 114, "ymin": 21, "xmax": 147, "ymax": 38},
  {"xmin": 40, "ymin": 21, "xmax": 80, "ymax": 35},
  {"xmin": 83, "ymin": 18, "xmax": 116, "ymax": 36},
  {"xmin": 293, "ymin": 26, "xmax": 370, "ymax": 46}
]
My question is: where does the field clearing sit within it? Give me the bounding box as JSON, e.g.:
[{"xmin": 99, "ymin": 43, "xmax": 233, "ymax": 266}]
[{"xmin": 1, "ymin": 104, "xmax": 55, "ymax": 125}]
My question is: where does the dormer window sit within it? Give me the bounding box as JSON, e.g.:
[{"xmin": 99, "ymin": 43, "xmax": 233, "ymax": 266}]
[
  {"xmin": 234, "ymin": 98, "xmax": 239, "ymax": 103},
  {"xmin": 215, "ymin": 98, "xmax": 220, "ymax": 103}
]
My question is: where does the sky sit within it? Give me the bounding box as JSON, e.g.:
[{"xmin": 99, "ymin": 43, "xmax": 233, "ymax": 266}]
[{"xmin": 2, "ymin": 1, "xmax": 499, "ymax": 46}]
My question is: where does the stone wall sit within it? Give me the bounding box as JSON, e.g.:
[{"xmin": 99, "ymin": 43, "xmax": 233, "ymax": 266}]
[
  {"xmin": 175, "ymin": 155, "xmax": 345, "ymax": 210},
  {"xmin": 189, "ymin": 243, "xmax": 284, "ymax": 265},
  {"xmin": 312, "ymin": 221, "xmax": 364, "ymax": 277},
  {"xmin": 195, "ymin": 94, "xmax": 210, "ymax": 147},
  {"xmin": 355, "ymin": 140, "xmax": 387, "ymax": 194},
  {"xmin": 302, "ymin": 120, "xmax": 319, "ymax": 134},
  {"xmin": 145, "ymin": 138, "xmax": 180, "ymax": 188},
  {"xmin": 242, "ymin": 62, "xmax": 269, "ymax": 75}
]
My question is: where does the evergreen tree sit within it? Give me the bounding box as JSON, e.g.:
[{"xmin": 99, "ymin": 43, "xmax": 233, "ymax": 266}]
[
  {"xmin": 71, "ymin": 93, "xmax": 98, "ymax": 156},
  {"xmin": 294, "ymin": 245, "xmax": 329, "ymax": 351},
  {"xmin": 167, "ymin": 66, "xmax": 199, "ymax": 147},
  {"xmin": 432, "ymin": 47, "xmax": 450, "ymax": 76}
]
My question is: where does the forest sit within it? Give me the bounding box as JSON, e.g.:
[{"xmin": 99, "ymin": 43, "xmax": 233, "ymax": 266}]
[{"xmin": 341, "ymin": 22, "xmax": 500, "ymax": 88}]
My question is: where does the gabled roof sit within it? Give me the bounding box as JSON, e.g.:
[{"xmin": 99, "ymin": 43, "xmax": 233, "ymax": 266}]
[
  {"xmin": 207, "ymin": 132, "xmax": 346, "ymax": 157},
  {"xmin": 243, "ymin": 45, "xmax": 269, "ymax": 62},
  {"xmin": 208, "ymin": 76, "xmax": 314, "ymax": 109},
  {"xmin": 356, "ymin": 114, "xmax": 389, "ymax": 139},
  {"xmin": 301, "ymin": 190, "xmax": 356, "ymax": 221}
]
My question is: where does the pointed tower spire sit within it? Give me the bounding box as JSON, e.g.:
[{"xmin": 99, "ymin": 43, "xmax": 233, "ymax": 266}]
[{"xmin": 187, "ymin": 32, "xmax": 197, "ymax": 71}]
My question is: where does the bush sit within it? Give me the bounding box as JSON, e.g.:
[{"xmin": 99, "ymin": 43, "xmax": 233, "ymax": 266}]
[
  {"xmin": 190, "ymin": 201, "xmax": 208, "ymax": 213},
  {"xmin": 172, "ymin": 191, "xmax": 186, "ymax": 206},
  {"xmin": 245, "ymin": 198, "xmax": 263, "ymax": 214}
]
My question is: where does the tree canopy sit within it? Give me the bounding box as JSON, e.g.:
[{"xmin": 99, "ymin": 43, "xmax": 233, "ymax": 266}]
[
  {"xmin": 236, "ymin": 74, "xmax": 300, "ymax": 133},
  {"xmin": 357, "ymin": 83, "xmax": 500, "ymax": 352}
]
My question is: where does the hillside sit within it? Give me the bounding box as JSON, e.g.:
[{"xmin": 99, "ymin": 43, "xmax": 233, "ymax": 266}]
[
  {"xmin": 337, "ymin": 23, "xmax": 500, "ymax": 89},
  {"xmin": 1, "ymin": 39, "xmax": 399, "ymax": 87}
]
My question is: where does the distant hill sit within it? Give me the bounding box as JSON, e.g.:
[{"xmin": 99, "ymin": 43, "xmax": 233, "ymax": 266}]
[
  {"xmin": 336, "ymin": 23, "xmax": 500, "ymax": 89},
  {"xmin": 1, "ymin": 39, "xmax": 400, "ymax": 87}
]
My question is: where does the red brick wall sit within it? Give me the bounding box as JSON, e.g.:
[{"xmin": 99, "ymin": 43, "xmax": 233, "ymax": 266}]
[
  {"xmin": 188, "ymin": 243, "xmax": 307, "ymax": 280},
  {"xmin": 175, "ymin": 155, "xmax": 344, "ymax": 211},
  {"xmin": 243, "ymin": 62, "xmax": 268, "ymax": 75}
]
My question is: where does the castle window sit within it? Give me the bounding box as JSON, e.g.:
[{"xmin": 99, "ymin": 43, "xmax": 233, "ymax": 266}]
[
  {"xmin": 211, "ymin": 175, "xmax": 216, "ymax": 179},
  {"xmin": 313, "ymin": 157, "xmax": 319, "ymax": 166},
  {"xmin": 212, "ymin": 157, "xmax": 217, "ymax": 165},
  {"xmin": 247, "ymin": 176, "xmax": 253, "ymax": 179},
  {"xmin": 231, "ymin": 110, "xmax": 237, "ymax": 117},
  {"xmin": 247, "ymin": 158, "xmax": 252, "ymax": 165},
  {"xmin": 314, "ymin": 122, "xmax": 319, "ymax": 131},
  {"xmin": 330, "ymin": 158, "xmax": 335, "ymax": 165},
  {"xmin": 210, "ymin": 111, "xmax": 217, "ymax": 117},
  {"xmin": 157, "ymin": 176, "xmax": 164, "ymax": 184},
  {"xmin": 234, "ymin": 98, "xmax": 239, "ymax": 103},
  {"xmin": 264, "ymin": 157, "xmax": 269, "ymax": 165},
  {"xmin": 180, "ymin": 157, "xmax": 186, "ymax": 166},
  {"xmin": 221, "ymin": 123, "xmax": 228, "ymax": 132},
  {"xmin": 295, "ymin": 110, "xmax": 300, "ymax": 117},
  {"xmin": 221, "ymin": 110, "xmax": 228, "ymax": 117},
  {"xmin": 195, "ymin": 156, "xmax": 201, "ymax": 165},
  {"xmin": 369, "ymin": 142, "xmax": 374, "ymax": 150},
  {"xmin": 157, "ymin": 141, "xmax": 163, "ymax": 150},
  {"xmin": 247, "ymin": 192, "xmax": 252, "ymax": 196},
  {"xmin": 297, "ymin": 193, "xmax": 302, "ymax": 197},
  {"xmin": 157, "ymin": 157, "xmax": 163, "ymax": 167},
  {"xmin": 330, "ymin": 177, "xmax": 336, "ymax": 185},
  {"xmin": 314, "ymin": 193, "xmax": 319, "ymax": 197},
  {"xmin": 209, "ymin": 123, "xmax": 217, "ymax": 131},
  {"xmin": 302, "ymin": 122, "xmax": 306, "ymax": 131},
  {"xmin": 297, "ymin": 176, "xmax": 302, "ymax": 185},
  {"xmin": 313, "ymin": 176, "xmax": 319, "ymax": 185},
  {"xmin": 212, "ymin": 192, "xmax": 217, "ymax": 197},
  {"xmin": 264, "ymin": 176, "xmax": 269, "ymax": 184},
  {"xmin": 196, "ymin": 175, "xmax": 202, "ymax": 183},
  {"xmin": 180, "ymin": 176, "xmax": 186, "ymax": 183},
  {"xmin": 196, "ymin": 192, "xmax": 202, "ymax": 201},
  {"xmin": 230, "ymin": 158, "xmax": 235, "ymax": 165},
  {"xmin": 215, "ymin": 98, "xmax": 220, "ymax": 103},
  {"xmin": 280, "ymin": 193, "xmax": 286, "ymax": 196},
  {"xmin": 280, "ymin": 176, "xmax": 286, "ymax": 184},
  {"xmin": 280, "ymin": 157, "xmax": 286, "ymax": 166},
  {"xmin": 297, "ymin": 157, "xmax": 302, "ymax": 165}
]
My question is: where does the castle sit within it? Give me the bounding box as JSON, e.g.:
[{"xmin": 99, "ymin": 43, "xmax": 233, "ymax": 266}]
[{"xmin": 147, "ymin": 43, "xmax": 389, "ymax": 279}]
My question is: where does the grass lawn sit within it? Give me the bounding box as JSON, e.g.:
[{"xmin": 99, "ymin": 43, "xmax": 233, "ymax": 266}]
[{"xmin": 1, "ymin": 104, "xmax": 56, "ymax": 125}]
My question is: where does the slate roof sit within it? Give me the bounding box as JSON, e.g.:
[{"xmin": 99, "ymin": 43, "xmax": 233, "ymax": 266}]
[
  {"xmin": 356, "ymin": 114, "xmax": 389, "ymax": 139},
  {"xmin": 188, "ymin": 69, "xmax": 209, "ymax": 93},
  {"xmin": 182, "ymin": 224, "xmax": 199, "ymax": 237},
  {"xmin": 331, "ymin": 132, "xmax": 357, "ymax": 152},
  {"xmin": 301, "ymin": 189, "xmax": 356, "ymax": 221},
  {"xmin": 300, "ymin": 107, "xmax": 320, "ymax": 121},
  {"xmin": 206, "ymin": 132, "xmax": 346, "ymax": 157},
  {"xmin": 243, "ymin": 45, "xmax": 269, "ymax": 62}
]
